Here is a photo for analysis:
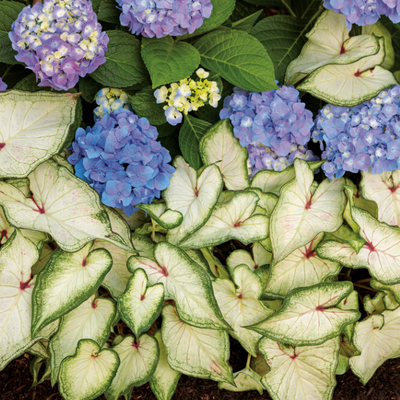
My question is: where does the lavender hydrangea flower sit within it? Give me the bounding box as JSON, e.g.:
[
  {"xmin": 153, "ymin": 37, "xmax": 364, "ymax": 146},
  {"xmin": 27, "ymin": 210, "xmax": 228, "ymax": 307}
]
[
  {"xmin": 68, "ymin": 108, "xmax": 175, "ymax": 215},
  {"xmin": 220, "ymin": 86, "xmax": 318, "ymax": 176},
  {"xmin": 324, "ymin": 0, "xmax": 400, "ymax": 28},
  {"xmin": 312, "ymin": 84, "xmax": 400, "ymax": 180},
  {"xmin": 9, "ymin": 0, "xmax": 108, "ymax": 91},
  {"xmin": 0, "ymin": 79, "xmax": 7, "ymax": 92},
  {"xmin": 117, "ymin": 0, "xmax": 213, "ymax": 38}
]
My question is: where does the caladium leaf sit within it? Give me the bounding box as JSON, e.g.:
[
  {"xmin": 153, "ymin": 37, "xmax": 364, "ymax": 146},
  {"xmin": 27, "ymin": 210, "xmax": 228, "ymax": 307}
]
[
  {"xmin": 350, "ymin": 308, "xmax": 400, "ymax": 385},
  {"xmin": 5, "ymin": 177, "xmax": 31, "ymax": 196},
  {"xmin": 364, "ymin": 292, "xmax": 386, "ymax": 315},
  {"xmin": 0, "ymin": 160, "xmax": 113, "ymax": 252},
  {"xmin": 245, "ymin": 188, "xmax": 278, "ymax": 217},
  {"xmin": 317, "ymin": 193, "xmax": 400, "ymax": 285},
  {"xmin": 93, "ymin": 240, "xmax": 133, "ymax": 299},
  {"xmin": 0, "ymin": 230, "xmax": 58, "ymax": 371},
  {"xmin": 250, "ymin": 161, "xmax": 324, "ymax": 196},
  {"xmin": 259, "ymin": 337, "xmax": 340, "ymax": 400},
  {"xmin": 49, "ymin": 295, "xmax": 117, "ymax": 385},
  {"xmin": 164, "ymin": 156, "xmax": 223, "ymax": 245},
  {"xmin": 0, "ymin": 207, "xmax": 13, "ymax": 246},
  {"xmin": 31, "ymin": 243, "xmax": 54, "ymax": 275},
  {"xmin": 161, "ymin": 304, "xmax": 234, "ymax": 384},
  {"xmin": 0, "ymin": 90, "xmax": 80, "ymax": 178},
  {"xmin": 200, "ymin": 248, "xmax": 230, "ymax": 279},
  {"xmin": 337, "ymin": 290, "xmax": 359, "ymax": 342},
  {"xmin": 103, "ymin": 206, "xmax": 135, "ymax": 252},
  {"xmin": 264, "ymin": 234, "xmax": 341, "ymax": 299},
  {"xmin": 270, "ymin": 159, "xmax": 345, "ymax": 262},
  {"xmin": 59, "ymin": 339, "xmax": 119, "ymax": 400},
  {"xmin": 28, "ymin": 341, "xmax": 49, "ymax": 359},
  {"xmin": 118, "ymin": 268, "xmax": 164, "ymax": 338},
  {"xmin": 248, "ymin": 282, "xmax": 360, "ymax": 346},
  {"xmin": 324, "ymin": 225, "xmax": 366, "ymax": 253},
  {"xmin": 298, "ymin": 38, "xmax": 397, "ymax": 107},
  {"xmin": 31, "ymin": 242, "xmax": 113, "ymax": 336},
  {"xmin": 370, "ymin": 279, "xmax": 400, "ymax": 303},
  {"xmin": 131, "ymin": 233, "xmax": 155, "ymax": 260},
  {"xmin": 285, "ymin": 10, "xmax": 379, "ymax": 83},
  {"xmin": 181, "ymin": 191, "xmax": 269, "ymax": 249},
  {"xmin": 128, "ymin": 242, "xmax": 229, "ymax": 330},
  {"xmin": 137, "ymin": 203, "xmax": 182, "ymax": 230},
  {"xmin": 383, "ymin": 292, "xmax": 399, "ymax": 309},
  {"xmin": 105, "ymin": 334, "xmax": 159, "ymax": 400},
  {"xmin": 218, "ymin": 367, "xmax": 263, "ymax": 394},
  {"xmin": 360, "ymin": 170, "xmax": 400, "ymax": 227},
  {"xmin": 200, "ymin": 119, "xmax": 249, "ymax": 190},
  {"xmin": 213, "ymin": 265, "xmax": 273, "ymax": 356},
  {"xmin": 149, "ymin": 330, "xmax": 181, "ymax": 400}
]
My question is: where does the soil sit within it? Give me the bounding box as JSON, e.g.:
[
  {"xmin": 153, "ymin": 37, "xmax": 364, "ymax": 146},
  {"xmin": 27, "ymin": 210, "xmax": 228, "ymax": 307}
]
[{"xmin": 2, "ymin": 337, "xmax": 400, "ymax": 400}]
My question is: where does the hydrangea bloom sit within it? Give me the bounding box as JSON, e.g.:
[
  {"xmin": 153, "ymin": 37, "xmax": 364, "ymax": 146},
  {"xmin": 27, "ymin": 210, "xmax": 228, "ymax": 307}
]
[
  {"xmin": 9, "ymin": 0, "xmax": 108, "ymax": 91},
  {"xmin": 68, "ymin": 108, "xmax": 175, "ymax": 215},
  {"xmin": 220, "ymin": 85, "xmax": 318, "ymax": 175},
  {"xmin": 94, "ymin": 88, "xmax": 132, "ymax": 120},
  {"xmin": 0, "ymin": 79, "xmax": 7, "ymax": 92},
  {"xmin": 154, "ymin": 68, "xmax": 221, "ymax": 125},
  {"xmin": 324, "ymin": 0, "xmax": 400, "ymax": 28},
  {"xmin": 117, "ymin": 0, "xmax": 213, "ymax": 38},
  {"xmin": 312, "ymin": 85, "xmax": 400, "ymax": 180}
]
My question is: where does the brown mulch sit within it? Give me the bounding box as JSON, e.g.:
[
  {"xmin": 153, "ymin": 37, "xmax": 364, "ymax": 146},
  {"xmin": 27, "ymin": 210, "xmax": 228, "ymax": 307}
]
[{"xmin": 2, "ymin": 337, "xmax": 400, "ymax": 400}]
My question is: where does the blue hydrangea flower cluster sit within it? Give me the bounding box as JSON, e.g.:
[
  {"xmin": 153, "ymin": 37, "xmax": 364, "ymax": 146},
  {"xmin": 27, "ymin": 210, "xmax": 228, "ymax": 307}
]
[
  {"xmin": 117, "ymin": 0, "xmax": 213, "ymax": 38},
  {"xmin": 9, "ymin": 0, "xmax": 108, "ymax": 91},
  {"xmin": 220, "ymin": 86, "xmax": 318, "ymax": 175},
  {"xmin": 324, "ymin": 0, "xmax": 400, "ymax": 28},
  {"xmin": 68, "ymin": 109, "xmax": 175, "ymax": 215},
  {"xmin": 313, "ymin": 85, "xmax": 400, "ymax": 179}
]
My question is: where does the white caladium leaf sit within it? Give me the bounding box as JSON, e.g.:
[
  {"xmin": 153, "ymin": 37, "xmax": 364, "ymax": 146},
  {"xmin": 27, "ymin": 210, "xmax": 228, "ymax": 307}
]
[
  {"xmin": 164, "ymin": 156, "xmax": 223, "ymax": 245},
  {"xmin": 105, "ymin": 334, "xmax": 159, "ymax": 400},
  {"xmin": 0, "ymin": 160, "xmax": 112, "ymax": 252},
  {"xmin": 0, "ymin": 90, "xmax": 80, "ymax": 178},
  {"xmin": 364, "ymin": 292, "xmax": 386, "ymax": 315},
  {"xmin": 184, "ymin": 248, "xmax": 213, "ymax": 277},
  {"xmin": 181, "ymin": 191, "xmax": 269, "ymax": 249},
  {"xmin": 59, "ymin": 339, "xmax": 119, "ymax": 400},
  {"xmin": 383, "ymin": 292, "xmax": 399, "ymax": 309},
  {"xmin": 138, "ymin": 202, "xmax": 182, "ymax": 230},
  {"xmin": 271, "ymin": 159, "xmax": 345, "ymax": 262},
  {"xmin": 213, "ymin": 265, "xmax": 273, "ymax": 356},
  {"xmin": 200, "ymin": 119, "xmax": 249, "ymax": 190},
  {"xmin": 337, "ymin": 290, "xmax": 359, "ymax": 342},
  {"xmin": 200, "ymin": 248, "xmax": 230, "ymax": 279},
  {"xmin": 28, "ymin": 341, "xmax": 49, "ymax": 359},
  {"xmin": 128, "ymin": 242, "xmax": 229, "ymax": 330},
  {"xmin": 250, "ymin": 161, "xmax": 324, "ymax": 196},
  {"xmin": 248, "ymin": 282, "xmax": 360, "ymax": 346},
  {"xmin": 350, "ymin": 308, "xmax": 400, "ymax": 384},
  {"xmin": 31, "ymin": 242, "xmax": 113, "ymax": 336},
  {"xmin": 370, "ymin": 279, "xmax": 400, "ymax": 303},
  {"xmin": 161, "ymin": 304, "xmax": 234, "ymax": 384},
  {"xmin": 5, "ymin": 177, "xmax": 31, "ymax": 196},
  {"xmin": 49, "ymin": 295, "xmax": 117, "ymax": 385},
  {"xmin": 103, "ymin": 206, "xmax": 135, "ymax": 252},
  {"xmin": 264, "ymin": 234, "xmax": 341, "ymax": 299},
  {"xmin": 118, "ymin": 268, "xmax": 164, "ymax": 338},
  {"xmin": 298, "ymin": 38, "xmax": 397, "ymax": 106},
  {"xmin": 149, "ymin": 330, "xmax": 181, "ymax": 400},
  {"xmin": 93, "ymin": 240, "xmax": 133, "ymax": 299},
  {"xmin": 324, "ymin": 225, "xmax": 366, "ymax": 253},
  {"xmin": 246, "ymin": 188, "xmax": 278, "ymax": 217},
  {"xmin": 31, "ymin": 243, "xmax": 54, "ymax": 275},
  {"xmin": 0, "ymin": 230, "xmax": 58, "ymax": 370},
  {"xmin": 317, "ymin": 194, "xmax": 400, "ymax": 285},
  {"xmin": 218, "ymin": 367, "xmax": 263, "ymax": 395},
  {"xmin": 285, "ymin": 10, "xmax": 379, "ymax": 83},
  {"xmin": 131, "ymin": 233, "xmax": 155, "ymax": 260},
  {"xmin": 259, "ymin": 337, "xmax": 340, "ymax": 400},
  {"xmin": 0, "ymin": 207, "xmax": 13, "ymax": 246},
  {"xmin": 360, "ymin": 170, "xmax": 400, "ymax": 227}
]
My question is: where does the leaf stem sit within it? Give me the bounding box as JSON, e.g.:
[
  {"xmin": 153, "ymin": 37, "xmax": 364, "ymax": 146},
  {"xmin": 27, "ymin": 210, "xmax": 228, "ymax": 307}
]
[
  {"xmin": 151, "ymin": 219, "xmax": 156, "ymax": 242},
  {"xmin": 281, "ymin": 0, "xmax": 296, "ymax": 18},
  {"xmin": 246, "ymin": 353, "xmax": 251, "ymax": 369},
  {"xmin": 1, "ymin": 65, "xmax": 11, "ymax": 81}
]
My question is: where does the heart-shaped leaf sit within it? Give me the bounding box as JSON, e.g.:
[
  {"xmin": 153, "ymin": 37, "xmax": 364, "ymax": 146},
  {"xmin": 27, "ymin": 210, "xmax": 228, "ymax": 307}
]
[
  {"xmin": 270, "ymin": 159, "xmax": 345, "ymax": 262},
  {"xmin": 248, "ymin": 282, "xmax": 360, "ymax": 346},
  {"xmin": 137, "ymin": 203, "xmax": 182, "ymax": 230},
  {"xmin": 0, "ymin": 91, "xmax": 80, "ymax": 178},
  {"xmin": 370, "ymin": 279, "xmax": 400, "ymax": 303},
  {"xmin": 128, "ymin": 242, "xmax": 229, "ymax": 330},
  {"xmin": 161, "ymin": 304, "xmax": 234, "ymax": 384},
  {"xmin": 218, "ymin": 367, "xmax": 263, "ymax": 394},
  {"xmin": 141, "ymin": 37, "xmax": 200, "ymax": 88}
]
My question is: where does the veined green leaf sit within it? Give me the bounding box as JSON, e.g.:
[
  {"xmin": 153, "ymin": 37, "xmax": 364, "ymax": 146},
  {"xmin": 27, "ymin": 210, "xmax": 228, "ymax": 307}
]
[
  {"xmin": 128, "ymin": 242, "xmax": 229, "ymax": 330},
  {"xmin": 218, "ymin": 366, "xmax": 263, "ymax": 394},
  {"xmin": 270, "ymin": 159, "xmax": 345, "ymax": 262},
  {"xmin": 31, "ymin": 242, "xmax": 112, "ymax": 336},
  {"xmin": 164, "ymin": 156, "xmax": 223, "ymax": 245},
  {"xmin": 248, "ymin": 282, "xmax": 360, "ymax": 346},
  {"xmin": 162, "ymin": 304, "xmax": 234, "ymax": 384},
  {"xmin": 259, "ymin": 337, "xmax": 340, "ymax": 400},
  {"xmin": 0, "ymin": 91, "xmax": 79, "ymax": 178},
  {"xmin": 232, "ymin": 10, "xmax": 263, "ymax": 32},
  {"xmin": 59, "ymin": 339, "xmax": 120, "ymax": 400},
  {"xmin": 49, "ymin": 295, "xmax": 117, "ymax": 385}
]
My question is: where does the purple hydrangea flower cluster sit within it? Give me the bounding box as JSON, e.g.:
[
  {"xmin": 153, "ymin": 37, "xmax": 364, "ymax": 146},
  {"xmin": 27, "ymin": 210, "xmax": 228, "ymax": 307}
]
[
  {"xmin": 9, "ymin": 0, "xmax": 108, "ymax": 91},
  {"xmin": 220, "ymin": 86, "xmax": 318, "ymax": 175},
  {"xmin": 324, "ymin": 0, "xmax": 400, "ymax": 28},
  {"xmin": 68, "ymin": 109, "xmax": 175, "ymax": 215},
  {"xmin": 312, "ymin": 85, "xmax": 400, "ymax": 180},
  {"xmin": 117, "ymin": 0, "xmax": 213, "ymax": 38}
]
